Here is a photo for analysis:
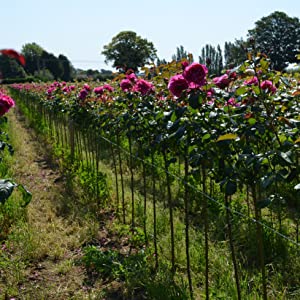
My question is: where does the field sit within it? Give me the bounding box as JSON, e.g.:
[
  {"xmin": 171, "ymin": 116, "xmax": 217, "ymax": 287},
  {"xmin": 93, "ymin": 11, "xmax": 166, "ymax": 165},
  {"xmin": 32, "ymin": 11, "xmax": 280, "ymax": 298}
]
[{"xmin": 0, "ymin": 55, "xmax": 299, "ymax": 299}]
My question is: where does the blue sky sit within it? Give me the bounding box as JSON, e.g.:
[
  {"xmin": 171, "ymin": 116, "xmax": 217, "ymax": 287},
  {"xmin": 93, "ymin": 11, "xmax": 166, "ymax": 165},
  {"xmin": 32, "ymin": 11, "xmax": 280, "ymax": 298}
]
[{"xmin": 2, "ymin": 0, "xmax": 300, "ymax": 71}]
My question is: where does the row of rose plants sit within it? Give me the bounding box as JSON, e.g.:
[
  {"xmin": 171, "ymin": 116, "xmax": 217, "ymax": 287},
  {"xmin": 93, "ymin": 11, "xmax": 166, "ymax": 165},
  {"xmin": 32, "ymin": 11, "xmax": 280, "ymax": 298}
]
[
  {"xmin": 8, "ymin": 54, "xmax": 300, "ymax": 299},
  {"xmin": 0, "ymin": 87, "xmax": 32, "ymax": 244},
  {"xmin": 0, "ymin": 50, "xmax": 31, "ymax": 209}
]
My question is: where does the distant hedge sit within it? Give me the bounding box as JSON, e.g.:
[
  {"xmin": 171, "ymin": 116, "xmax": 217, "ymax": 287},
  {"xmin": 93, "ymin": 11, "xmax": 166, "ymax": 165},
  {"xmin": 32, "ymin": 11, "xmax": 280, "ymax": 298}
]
[{"xmin": 2, "ymin": 76, "xmax": 35, "ymax": 84}]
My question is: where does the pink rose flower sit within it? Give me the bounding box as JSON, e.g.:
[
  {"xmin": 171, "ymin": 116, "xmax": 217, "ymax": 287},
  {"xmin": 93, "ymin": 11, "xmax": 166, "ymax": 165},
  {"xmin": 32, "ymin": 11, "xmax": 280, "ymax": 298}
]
[
  {"xmin": 94, "ymin": 86, "xmax": 105, "ymax": 95},
  {"xmin": 206, "ymin": 88, "xmax": 214, "ymax": 99},
  {"xmin": 120, "ymin": 79, "xmax": 133, "ymax": 92},
  {"xmin": 188, "ymin": 82, "xmax": 201, "ymax": 89},
  {"xmin": 183, "ymin": 62, "xmax": 208, "ymax": 86},
  {"xmin": 181, "ymin": 61, "xmax": 189, "ymax": 70},
  {"xmin": 244, "ymin": 76, "xmax": 259, "ymax": 86},
  {"xmin": 260, "ymin": 80, "xmax": 277, "ymax": 93},
  {"xmin": 126, "ymin": 73, "xmax": 137, "ymax": 83},
  {"xmin": 103, "ymin": 84, "xmax": 114, "ymax": 92},
  {"xmin": 0, "ymin": 92, "xmax": 15, "ymax": 116},
  {"xmin": 94, "ymin": 84, "xmax": 114, "ymax": 95},
  {"xmin": 226, "ymin": 97, "xmax": 240, "ymax": 107},
  {"xmin": 168, "ymin": 74, "xmax": 189, "ymax": 97},
  {"xmin": 226, "ymin": 69, "xmax": 237, "ymax": 79},
  {"xmin": 213, "ymin": 74, "xmax": 230, "ymax": 89},
  {"xmin": 46, "ymin": 87, "xmax": 55, "ymax": 96},
  {"xmin": 134, "ymin": 79, "xmax": 154, "ymax": 95},
  {"xmin": 83, "ymin": 83, "xmax": 91, "ymax": 91},
  {"xmin": 78, "ymin": 88, "xmax": 89, "ymax": 100}
]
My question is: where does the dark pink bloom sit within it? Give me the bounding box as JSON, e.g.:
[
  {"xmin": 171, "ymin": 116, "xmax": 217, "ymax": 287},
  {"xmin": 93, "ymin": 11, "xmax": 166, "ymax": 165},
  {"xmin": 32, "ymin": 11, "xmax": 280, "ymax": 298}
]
[
  {"xmin": 244, "ymin": 76, "xmax": 259, "ymax": 86},
  {"xmin": 183, "ymin": 63, "xmax": 208, "ymax": 86},
  {"xmin": 53, "ymin": 81, "xmax": 60, "ymax": 87},
  {"xmin": 120, "ymin": 79, "xmax": 133, "ymax": 92},
  {"xmin": 78, "ymin": 88, "xmax": 89, "ymax": 100},
  {"xmin": 69, "ymin": 85, "xmax": 76, "ymax": 91},
  {"xmin": 226, "ymin": 97, "xmax": 240, "ymax": 107},
  {"xmin": 134, "ymin": 79, "xmax": 154, "ymax": 95},
  {"xmin": 103, "ymin": 84, "xmax": 114, "ymax": 92},
  {"xmin": 46, "ymin": 87, "xmax": 55, "ymax": 96},
  {"xmin": 168, "ymin": 74, "xmax": 189, "ymax": 97},
  {"xmin": 181, "ymin": 61, "xmax": 189, "ymax": 70},
  {"xmin": 83, "ymin": 83, "xmax": 91, "ymax": 91},
  {"xmin": 126, "ymin": 73, "xmax": 137, "ymax": 83},
  {"xmin": 62, "ymin": 86, "xmax": 70, "ymax": 93},
  {"xmin": 94, "ymin": 84, "xmax": 114, "ymax": 95},
  {"xmin": 206, "ymin": 88, "xmax": 214, "ymax": 98},
  {"xmin": 226, "ymin": 69, "xmax": 237, "ymax": 79},
  {"xmin": 94, "ymin": 86, "xmax": 105, "ymax": 95},
  {"xmin": 188, "ymin": 82, "xmax": 200, "ymax": 89},
  {"xmin": 213, "ymin": 74, "xmax": 230, "ymax": 89},
  {"xmin": 0, "ymin": 92, "xmax": 15, "ymax": 116},
  {"xmin": 260, "ymin": 80, "xmax": 277, "ymax": 93}
]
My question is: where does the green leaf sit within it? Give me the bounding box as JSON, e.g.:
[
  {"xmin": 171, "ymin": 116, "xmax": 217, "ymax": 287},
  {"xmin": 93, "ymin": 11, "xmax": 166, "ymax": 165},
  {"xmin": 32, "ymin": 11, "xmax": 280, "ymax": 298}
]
[
  {"xmin": 0, "ymin": 179, "xmax": 16, "ymax": 204},
  {"xmin": 17, "ymin": 184, "xmax": 32, "ymax": 207},
  {"xmin": 188, "ymin": 93, "xmax": 202, "ymax": 109},
  {"xmin": 170, "ymin": 112, "xmax": 177, "ymax": 122},
  {"xmin": 281, "ymin": 76, "xmax": 291, "ymax": 87},
  {"xmin": 216, "ymin": 133, "xmax": 238, "ymax": 142},
  {"xmin": 202, "ymin": 133, "xmax": 211, "ymax": 142},
  {"xmin": 167, "ymin": 157, "xmax": 177, "ymax": 167},
  {"xmin": 261, "ymin": 174, "xmax": 275, "ymax": 189},
  {"xmin": 169, "ymin": 126, "xmax": 185, "ymax": 140},
  {"xmin": 235, "ymin": 86, "xmax": 247, "ymax": 96},
  {"xmin": 257, "ymin": 198, "xmax": 272, "ymax": 209},
  {"xmin": 280, "ymin": 151, "xmax": 293, "ymax": 165},
  {"xmin": 248, "ymin": 118, "xmax": 256, "ymax": 125},
  {"xmin": 225, "ymin": 180, "xmax": 237, "ymax": 196}
]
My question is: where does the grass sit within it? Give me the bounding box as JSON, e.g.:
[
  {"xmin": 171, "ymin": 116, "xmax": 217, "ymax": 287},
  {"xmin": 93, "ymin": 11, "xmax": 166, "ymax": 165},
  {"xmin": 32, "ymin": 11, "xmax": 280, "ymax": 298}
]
[{"xmin": 0, "ymin": 109, "xmax": 105, "ymax": 299}]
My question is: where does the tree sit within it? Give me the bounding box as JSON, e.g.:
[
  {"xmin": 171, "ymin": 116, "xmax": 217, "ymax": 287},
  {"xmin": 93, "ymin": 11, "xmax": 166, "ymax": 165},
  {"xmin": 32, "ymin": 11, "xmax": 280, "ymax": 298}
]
[
  {"xmin": 199, "ymin": 44, "xmax": 223, "ymax": 76},
  {"xmin": 58, "ymin": 54, "xmax": 73, "ymax": 81},
  {"xmin": 156, "ymin": 57, "xmax": 167, "ymax": 66},
  {"xmin": 248, "ymin": 11, "xmax": 300, "ymax": 70},
  {"xmin": 41, "ymin": 51, "xmax": 63, "ymax": 80},
  {"xmin": 172, "ymin": 45, "xmax": 189, "ymax": 62},
  {"xmin": 0, "ymin": 55, "xmax": 27, "ymax": 79},
  {"xmin": 224, "ymin": 39, "xmax": 247, "ymax": 68},
  {"xmin": 34, "ymin": 68, "xmax": 54, "ymax": 82},
  {"xmin": 21, "ymin": 42, "xmax": 44, "ymax": 75},
  {"xmin": 102, "ymin": 31, "xmax": 157, "ymax": 71}
]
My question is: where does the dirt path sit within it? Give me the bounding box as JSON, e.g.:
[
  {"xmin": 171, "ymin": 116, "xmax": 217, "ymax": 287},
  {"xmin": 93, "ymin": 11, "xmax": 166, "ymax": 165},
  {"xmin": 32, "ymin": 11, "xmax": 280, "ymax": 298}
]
[{"xmin": 1, "ymin": 109, "xmax": 104, "ymax": 299}]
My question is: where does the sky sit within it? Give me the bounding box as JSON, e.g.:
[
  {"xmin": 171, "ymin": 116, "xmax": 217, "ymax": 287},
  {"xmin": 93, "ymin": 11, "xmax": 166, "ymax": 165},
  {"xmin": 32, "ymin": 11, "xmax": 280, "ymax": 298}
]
[{"xmin": 2, "ymin": 0, "xmax": 300, "ymax": 71}]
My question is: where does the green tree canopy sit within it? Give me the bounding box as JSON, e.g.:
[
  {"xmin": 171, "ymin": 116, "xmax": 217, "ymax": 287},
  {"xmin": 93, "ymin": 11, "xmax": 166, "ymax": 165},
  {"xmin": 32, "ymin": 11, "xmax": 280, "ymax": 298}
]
[
  {"xmin": 0, "ymin": 55, "xmax": 27, "ymax": 79},
  {"xmin": 41, "ymin": 51, "xmax": 64, "ymax": 80},
  {"xmin": 172, "ymin": 45, "xmax": 189, "ymax": 62},
  {"xmin": 224, "ymin": 38, "xmax": 247, "ymax": 68},
  {"xmin": 58, "ymin": 54, "xmax": 73, "ymax": 81},
  {"xmin": 248, "ymin": 11, "xmax": 300, "ymax": 70},
  {"xmin": 102, "ymin": 31, "xmax": 157, "ymax": 71},
  {"xmin": 21, "ymin": 42, "xmax": 44, "ymax": 75},
  {"xmin": 199, "ymin": 44, "xmax": 223, "ymax": 76}
]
